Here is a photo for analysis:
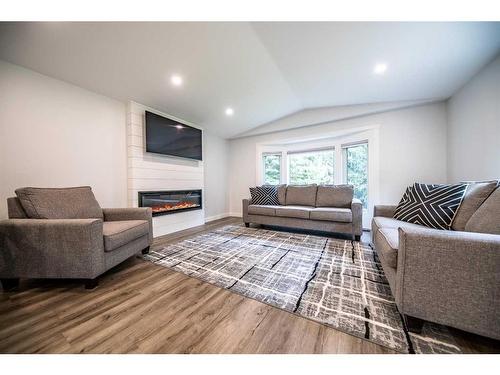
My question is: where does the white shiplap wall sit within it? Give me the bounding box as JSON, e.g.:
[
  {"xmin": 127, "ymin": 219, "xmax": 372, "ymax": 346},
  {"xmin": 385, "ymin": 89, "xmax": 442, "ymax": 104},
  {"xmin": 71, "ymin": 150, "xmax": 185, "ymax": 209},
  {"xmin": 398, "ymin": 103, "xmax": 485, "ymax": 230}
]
[{"xmin": 126, "ymin": 101, "xmax": 205, "ymax": 237}]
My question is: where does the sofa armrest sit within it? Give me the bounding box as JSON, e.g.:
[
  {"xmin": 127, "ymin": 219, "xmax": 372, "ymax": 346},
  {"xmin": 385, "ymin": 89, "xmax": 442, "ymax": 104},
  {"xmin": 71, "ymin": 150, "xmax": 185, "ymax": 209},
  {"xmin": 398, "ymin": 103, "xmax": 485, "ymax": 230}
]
[
  {"xmin": 351, "ymin": 198, "xmax": 363, "ymax": 236},
  {"xmin": 373, "ymin": 205, "xmax": 397, "ymax": 218},
  {"xmin": 0, "ymin": 218, "xmax": 105, "ymax": 279},
  {"xmin": 103, "ymin": 208, "xmax": 153, "ymax": 244},
  {"xmin": 242, "ymin": 199, "xmax": 251, "ymax": 222},
  {"xmin": 396, "ymin": 227, "xmax": 500, "ymax": 339}
]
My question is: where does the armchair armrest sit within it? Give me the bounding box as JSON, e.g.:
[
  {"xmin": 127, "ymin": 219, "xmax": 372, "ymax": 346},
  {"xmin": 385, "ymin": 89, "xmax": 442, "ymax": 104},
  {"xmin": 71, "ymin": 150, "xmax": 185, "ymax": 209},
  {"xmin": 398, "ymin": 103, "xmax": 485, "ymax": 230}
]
[
  {"xmin": 374, "ymin": 205, "xmax": 397, "ymax": 218},
  {"xmin": 0, "ymin": 218, "xmax": 105, "ymax": 279},
  {"xmin": 351, "ymin": 198, "xmax": 363, "ymax": 236},
  {"xmin": 103, "ymin": 208, "xmax": 153, "ymax": 244},
  {"xmin": 396, "ymin": 226, "xmax": 500, "ymax": 339}
]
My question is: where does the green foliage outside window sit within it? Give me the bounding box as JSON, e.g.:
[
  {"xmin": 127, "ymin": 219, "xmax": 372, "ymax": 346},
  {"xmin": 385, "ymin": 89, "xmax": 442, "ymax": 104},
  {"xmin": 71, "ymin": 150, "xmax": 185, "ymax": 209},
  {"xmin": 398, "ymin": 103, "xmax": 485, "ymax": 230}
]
[
  {"xmin": 288, "ymin": 150, "xmax": 334, "ymax": 185},
  {"xmin": 263, "ymin": 154, "xmax": 281, "ymax": 185},
  {"xmin": 345, "ymin": 144, "xmax": 368, "ymax": 208}
]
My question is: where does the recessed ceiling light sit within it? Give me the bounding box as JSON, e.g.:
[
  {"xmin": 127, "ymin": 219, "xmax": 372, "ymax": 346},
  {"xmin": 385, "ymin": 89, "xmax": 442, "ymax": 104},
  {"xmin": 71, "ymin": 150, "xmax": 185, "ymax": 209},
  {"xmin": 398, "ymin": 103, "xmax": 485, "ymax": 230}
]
[
  {"xmin": 175, "ymin": 125, "xmax": 183, "ymax": 129},
  {"xmin": 373, "ymin": 63, "xmax": 388, "ymax": 75},
  {"xmin": 225, "ymin": 107, "xmax": 234, "ymax": 116},
  {"xmin": 170, "ymin": 75, "xmax": 183, "ymax": 86}
]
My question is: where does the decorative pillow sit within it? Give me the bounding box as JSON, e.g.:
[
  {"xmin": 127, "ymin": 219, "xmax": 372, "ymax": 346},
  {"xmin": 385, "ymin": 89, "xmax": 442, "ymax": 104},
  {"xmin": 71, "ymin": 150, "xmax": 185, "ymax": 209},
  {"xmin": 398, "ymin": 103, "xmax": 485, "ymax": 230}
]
[
  {"xmin": 249, "ymin": 186, "xmax": 280, "ymax": 205},
  {"xmin": 15, "ymin": 186, "xmax": 103, "ymax": 220},
  {"xmin": 393, "ymin": 182, "xmax": 467, "ymax": 230}
]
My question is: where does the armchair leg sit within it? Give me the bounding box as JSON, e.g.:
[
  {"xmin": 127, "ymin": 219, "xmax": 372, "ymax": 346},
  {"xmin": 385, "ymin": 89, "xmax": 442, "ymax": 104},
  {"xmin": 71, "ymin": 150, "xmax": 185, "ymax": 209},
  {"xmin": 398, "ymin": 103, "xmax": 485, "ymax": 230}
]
[
  {"xmin": 142, "ymin": 246, "xmax": 150, "ymax": 255},
  {"xmin": 84, "ymin": 278, "xmax": 99, "ymax": 290},
  {"xmin": 245, "ymin": 223, "xmax": 250, "ymax": 228},
  {"xmin": 1, "ymin": 278, "xmax": 20, "ymax": 292},
  {"xmin": 404, "ymin": 315, "xmax": 425, "ymax": 334}
]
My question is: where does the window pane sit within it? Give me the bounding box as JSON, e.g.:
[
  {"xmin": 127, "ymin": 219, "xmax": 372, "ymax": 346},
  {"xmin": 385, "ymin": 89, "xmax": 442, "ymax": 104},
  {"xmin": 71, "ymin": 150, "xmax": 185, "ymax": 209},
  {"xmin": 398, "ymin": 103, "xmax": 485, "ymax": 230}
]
[
  {"xmin": 263, "ymin": 154, "xmax": 281, "ymax": 185},
  {"xmin": 345, "ymin": 144, "xmax": 368, "ymax": 208},
  {"xmin": 288, "ymin": 149, "xmax": 334, "ymax": 185}
]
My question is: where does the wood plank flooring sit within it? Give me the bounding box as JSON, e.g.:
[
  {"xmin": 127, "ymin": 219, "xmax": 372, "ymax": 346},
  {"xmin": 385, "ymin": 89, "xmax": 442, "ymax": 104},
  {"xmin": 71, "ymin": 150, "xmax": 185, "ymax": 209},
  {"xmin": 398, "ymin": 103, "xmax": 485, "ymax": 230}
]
[{"xmin": 0, "ymin": 217, "xmax": 499, "ymax": 354}]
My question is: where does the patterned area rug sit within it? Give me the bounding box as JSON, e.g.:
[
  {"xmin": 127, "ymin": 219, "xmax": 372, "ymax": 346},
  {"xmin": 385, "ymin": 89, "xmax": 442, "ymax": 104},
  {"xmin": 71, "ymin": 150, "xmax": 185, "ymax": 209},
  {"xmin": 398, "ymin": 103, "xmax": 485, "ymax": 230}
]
[{"xmin": 144, "ymin": 225, "xmax": 461, "ymax": 354}]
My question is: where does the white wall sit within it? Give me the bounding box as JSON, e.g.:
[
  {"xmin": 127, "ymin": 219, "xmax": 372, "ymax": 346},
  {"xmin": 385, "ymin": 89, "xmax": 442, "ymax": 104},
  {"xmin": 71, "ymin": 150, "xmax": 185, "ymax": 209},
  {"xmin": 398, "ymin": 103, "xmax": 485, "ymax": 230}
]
[
  {"xmin": 204, "ymin": 132, "xmax": 230, "ymax": 221},
  {"xmin": 447, "ymin": 55, "xmax": 500, "ymax": 183},
  {"xmin": 0, "ymin": 60, "xmax": 127, "ymax": 219},
  {"xmin": 229, "ymin": 102, "xmax": 448, "ymax": 216}
]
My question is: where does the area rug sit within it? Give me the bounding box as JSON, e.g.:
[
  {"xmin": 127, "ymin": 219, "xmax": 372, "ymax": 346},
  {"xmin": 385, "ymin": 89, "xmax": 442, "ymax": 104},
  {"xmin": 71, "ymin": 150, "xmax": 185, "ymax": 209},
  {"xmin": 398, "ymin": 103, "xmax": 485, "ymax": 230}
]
[{"xmin": 144, "ymin": 225, "xmax": 461, "ymax": 354}]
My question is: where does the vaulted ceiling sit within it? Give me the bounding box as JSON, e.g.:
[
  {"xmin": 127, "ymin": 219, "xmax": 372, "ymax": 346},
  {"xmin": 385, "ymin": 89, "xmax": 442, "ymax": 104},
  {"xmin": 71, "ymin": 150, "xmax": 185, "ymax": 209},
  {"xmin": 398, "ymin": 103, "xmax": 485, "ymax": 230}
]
[{"xmin": 1, "ymin": 22, "xmax": 499, "ymax": 138}]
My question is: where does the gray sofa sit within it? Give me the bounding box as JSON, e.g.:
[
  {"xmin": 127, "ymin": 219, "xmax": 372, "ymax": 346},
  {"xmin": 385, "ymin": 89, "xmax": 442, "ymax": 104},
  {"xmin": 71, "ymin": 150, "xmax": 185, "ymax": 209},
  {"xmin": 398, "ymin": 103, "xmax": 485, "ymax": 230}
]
[
  {"xmin": 372, "ymin": 181, "xmax": 500, "ymax": 340},
  {"xmin": 243, "ymin": 184, "xmax": 363, "ymax": 240},
  {"xmin": 0, "ymin": 186, "xmax": 152, "ymax": 290}
]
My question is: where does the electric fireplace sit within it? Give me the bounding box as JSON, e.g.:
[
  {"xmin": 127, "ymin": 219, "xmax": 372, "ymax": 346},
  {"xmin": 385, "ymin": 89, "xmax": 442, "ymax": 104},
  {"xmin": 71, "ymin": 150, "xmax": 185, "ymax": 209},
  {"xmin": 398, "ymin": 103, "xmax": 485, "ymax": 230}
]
[{"xmin": 138, "ymin": 190, "xmax": 202, "ymax": 216}]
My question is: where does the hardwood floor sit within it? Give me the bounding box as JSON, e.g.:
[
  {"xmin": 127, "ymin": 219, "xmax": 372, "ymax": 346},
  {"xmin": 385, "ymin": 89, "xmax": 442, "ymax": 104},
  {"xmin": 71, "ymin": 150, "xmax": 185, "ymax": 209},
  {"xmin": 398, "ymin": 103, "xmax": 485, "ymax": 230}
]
[{"xmin": 0, "ymin": 217, "xmax": 498, "ymax": 354}]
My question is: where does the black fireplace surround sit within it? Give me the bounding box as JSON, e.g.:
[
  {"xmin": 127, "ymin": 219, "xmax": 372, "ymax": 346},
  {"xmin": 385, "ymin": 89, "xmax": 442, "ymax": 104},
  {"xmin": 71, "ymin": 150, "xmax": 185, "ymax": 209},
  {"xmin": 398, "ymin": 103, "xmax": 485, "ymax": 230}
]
[{"xmin": 138, "ymin": 190, "xmax": 202, "ymax": 216}]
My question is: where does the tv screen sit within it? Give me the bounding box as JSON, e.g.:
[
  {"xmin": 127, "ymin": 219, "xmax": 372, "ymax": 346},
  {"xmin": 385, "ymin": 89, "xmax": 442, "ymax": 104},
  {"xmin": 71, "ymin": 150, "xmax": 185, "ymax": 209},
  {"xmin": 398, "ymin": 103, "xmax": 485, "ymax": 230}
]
[{"xmin": 145, "ymin": 111, "xmax": 202, "ymax": 161}]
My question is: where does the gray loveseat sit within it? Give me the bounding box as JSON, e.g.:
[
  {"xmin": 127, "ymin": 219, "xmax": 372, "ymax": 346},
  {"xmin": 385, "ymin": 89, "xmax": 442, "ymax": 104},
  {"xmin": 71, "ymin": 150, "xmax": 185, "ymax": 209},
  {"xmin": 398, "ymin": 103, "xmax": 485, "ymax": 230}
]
[
  {"xmin": 0, "ymin": 186, "xmax": 152, "ymax": 290},
  {"xmin": 372, "ymin": 181, "xmax": 500, "ymax": 340},
  {"xmin": 243, "ymin": 184, "xmax": 363, "ymax": 240}
]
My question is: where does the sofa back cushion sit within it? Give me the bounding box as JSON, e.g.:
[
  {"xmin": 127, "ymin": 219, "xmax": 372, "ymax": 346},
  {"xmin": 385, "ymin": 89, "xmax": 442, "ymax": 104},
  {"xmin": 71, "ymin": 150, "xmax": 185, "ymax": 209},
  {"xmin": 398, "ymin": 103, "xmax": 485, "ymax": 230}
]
[
  {"xmin": 451, "ymin": 181, "xmax": 498, "ymax": 231},
  {"xmin": 285, "ymin": 185, "xmax": 317, "ymax": 206},
  {"xmin": 465, "ymin": 187, "xmax": 500, "ymax": 234},
  {"xmin": 315, "ymin": 185, "xmax": 354, "ymax": 208},
  {"xmin": 277, "ymin": 184, "xmax": 287, "ymax": 205},
  {"xmin": 15, "ymin": 186, "xmax": 103, "ymax": 220}
]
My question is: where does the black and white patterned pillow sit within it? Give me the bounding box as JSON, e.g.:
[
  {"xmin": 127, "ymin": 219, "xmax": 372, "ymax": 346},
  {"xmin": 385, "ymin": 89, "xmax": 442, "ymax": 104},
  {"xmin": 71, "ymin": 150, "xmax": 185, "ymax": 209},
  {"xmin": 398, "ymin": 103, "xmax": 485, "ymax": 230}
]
[
  {"xmin": 249, "ymin": 186, "xmax": 280, "ymax": 205},
  {"xmin": 393, "ymin": 182, "xmax": 467, "ymax": 230}
]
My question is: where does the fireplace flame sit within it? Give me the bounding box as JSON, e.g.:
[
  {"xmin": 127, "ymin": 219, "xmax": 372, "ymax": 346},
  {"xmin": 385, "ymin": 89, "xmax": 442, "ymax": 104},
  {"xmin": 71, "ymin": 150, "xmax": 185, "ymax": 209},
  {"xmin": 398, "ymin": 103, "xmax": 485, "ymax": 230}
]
[{"xmin": 151, "ymin": 201, "xmax": 200, "ymax": 213}]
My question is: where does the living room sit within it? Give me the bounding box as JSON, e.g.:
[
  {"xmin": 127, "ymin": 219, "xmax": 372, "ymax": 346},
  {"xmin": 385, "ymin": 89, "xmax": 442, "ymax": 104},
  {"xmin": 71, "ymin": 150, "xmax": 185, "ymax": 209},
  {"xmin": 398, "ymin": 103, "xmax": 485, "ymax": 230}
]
[{"xmin": 1, "ymin": 1, "xmax": 499, "ymax": 372}]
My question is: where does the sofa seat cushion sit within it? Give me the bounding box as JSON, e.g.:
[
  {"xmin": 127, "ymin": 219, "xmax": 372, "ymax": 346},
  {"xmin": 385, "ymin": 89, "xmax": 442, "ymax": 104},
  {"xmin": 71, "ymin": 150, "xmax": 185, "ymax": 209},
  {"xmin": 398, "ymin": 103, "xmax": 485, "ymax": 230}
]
[
  {"xmin": 375, "ymin": 228, "xmax": 399, "ymax": 268},
  {"xmin": 275, "ymin": 205, "xmax": 313, "ymax": 219},
  {"xmin": 103, "ymin": 220, "xmax": 149, "ymax": 252},
  {"xmin": 15, "ymin": 186, "xmax": 103, "ymax": 220},
  {"xmin": 372, "ymin": 216, "xmax": 425, "ymax": 233},
  {"xmin": 310, "ymin": 207, "xmax": 352, "ymax": 222},
  {"xmin": 247, "ymin": 205, "xmax": 280, "ymax": 216}
]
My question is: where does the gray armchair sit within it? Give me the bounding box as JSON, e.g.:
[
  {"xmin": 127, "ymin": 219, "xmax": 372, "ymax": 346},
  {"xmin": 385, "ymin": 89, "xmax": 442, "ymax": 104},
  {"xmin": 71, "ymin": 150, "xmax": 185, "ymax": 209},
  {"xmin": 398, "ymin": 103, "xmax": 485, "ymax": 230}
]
[{"xmin": 0, "ymin": 187, "xmax": 152, "ymax": 290}]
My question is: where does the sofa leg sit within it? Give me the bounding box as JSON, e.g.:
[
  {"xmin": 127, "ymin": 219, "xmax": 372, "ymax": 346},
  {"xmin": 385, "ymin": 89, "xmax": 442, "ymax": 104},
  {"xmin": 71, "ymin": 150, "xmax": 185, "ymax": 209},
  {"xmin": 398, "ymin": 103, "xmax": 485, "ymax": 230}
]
[
  {"xmin": 244, "ymin": 223, "xmax": 250, "ymax": 228},
  {"xmin": 1, "ymin": 278, "xmax": 20, "ymax": 292},
  {"xmin": 84, "ymin": 278, "xmax": 99, "ymax": 290},
  {"xmin": 354, "ymin": 235, "xmax": 361, "ymax": 242},
  {"xmin": 142, "ymin": 246, "xmax": 150, "ymax": 255},
  {"xmin": 404, "ymin": 315, "xmax": 425, "ymax": 334}
]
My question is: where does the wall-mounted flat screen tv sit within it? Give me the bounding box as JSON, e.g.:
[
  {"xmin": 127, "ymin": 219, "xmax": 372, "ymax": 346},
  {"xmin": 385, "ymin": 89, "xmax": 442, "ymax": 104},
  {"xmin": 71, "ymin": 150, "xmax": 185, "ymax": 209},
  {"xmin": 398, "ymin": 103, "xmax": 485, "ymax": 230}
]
[{"xmin": 145, "ymin": 111, "xmax": 202, "ymax": 161}]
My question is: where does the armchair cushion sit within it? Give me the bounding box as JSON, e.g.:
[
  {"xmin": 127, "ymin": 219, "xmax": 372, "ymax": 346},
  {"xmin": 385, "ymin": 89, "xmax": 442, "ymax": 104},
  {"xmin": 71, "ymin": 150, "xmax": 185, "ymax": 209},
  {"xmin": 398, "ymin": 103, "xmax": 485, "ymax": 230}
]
[
  {"xmin": 103, "ymin": 220, "xmax": 149, "ymax": 252},
  {"xmin": 15, "ymin": 186, "xmax": 103, "ymax": 220}
]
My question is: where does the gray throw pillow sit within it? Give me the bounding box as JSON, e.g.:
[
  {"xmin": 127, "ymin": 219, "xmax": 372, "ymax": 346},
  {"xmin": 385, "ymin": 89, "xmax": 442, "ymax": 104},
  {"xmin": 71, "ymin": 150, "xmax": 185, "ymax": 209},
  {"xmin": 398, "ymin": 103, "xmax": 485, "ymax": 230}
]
[{"xmin": 15, "ymin": 186, "xmax": 103, "ymax": 220}]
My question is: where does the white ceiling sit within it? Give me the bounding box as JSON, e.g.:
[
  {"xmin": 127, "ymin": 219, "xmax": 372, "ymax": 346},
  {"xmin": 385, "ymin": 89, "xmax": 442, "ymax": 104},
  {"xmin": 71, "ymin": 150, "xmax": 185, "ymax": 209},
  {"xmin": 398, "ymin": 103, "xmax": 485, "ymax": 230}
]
[{"xmin": 0, "ymin": 22, "xmax": 499, "ymax": 138}]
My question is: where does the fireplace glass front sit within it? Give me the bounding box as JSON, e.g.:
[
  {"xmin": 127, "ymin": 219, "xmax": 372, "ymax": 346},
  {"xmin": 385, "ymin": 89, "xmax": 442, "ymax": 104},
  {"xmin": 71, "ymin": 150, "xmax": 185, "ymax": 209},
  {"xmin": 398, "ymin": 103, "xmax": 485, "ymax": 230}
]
[{"xmin": 138, "ymin": 190, "xmax": 202, "ymax": 216}]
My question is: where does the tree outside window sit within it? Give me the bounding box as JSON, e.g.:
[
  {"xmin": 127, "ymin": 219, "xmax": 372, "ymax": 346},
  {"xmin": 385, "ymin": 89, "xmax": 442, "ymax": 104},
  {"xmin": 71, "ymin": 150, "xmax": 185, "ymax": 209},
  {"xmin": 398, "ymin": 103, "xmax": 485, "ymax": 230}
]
[
  {"xmin": 344, "ymin": 143, "xmax": 368, "ymax": 208},
  {"xmin": 288, "ymin": 149, "xmax": 334, "ymax": 185},
  {"xmin": 263, "ymin": 153, "xmax": 281, "ymax": 185}
]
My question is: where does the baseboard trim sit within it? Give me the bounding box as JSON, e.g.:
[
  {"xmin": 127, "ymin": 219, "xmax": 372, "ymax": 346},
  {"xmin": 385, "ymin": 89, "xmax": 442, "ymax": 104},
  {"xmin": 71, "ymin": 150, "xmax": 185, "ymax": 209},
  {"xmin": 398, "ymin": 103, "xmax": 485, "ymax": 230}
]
[{"xmin": 204, "ymin": 213, "xmax": 231, "ymax": 223}]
